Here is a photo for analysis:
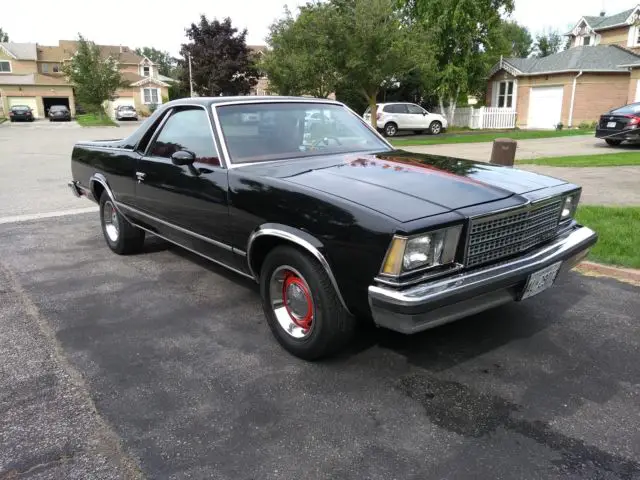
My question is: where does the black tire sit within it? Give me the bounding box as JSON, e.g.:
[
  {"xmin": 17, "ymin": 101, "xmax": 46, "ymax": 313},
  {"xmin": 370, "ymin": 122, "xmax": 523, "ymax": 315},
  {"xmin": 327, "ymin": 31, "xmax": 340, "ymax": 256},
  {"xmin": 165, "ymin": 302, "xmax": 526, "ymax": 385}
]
[
  {"xmin": 413, "ymin": 130, "xmax": 424, "ymax": 135},
  {"xmin": 259, "ymin": 246, "xmax": 356, "ymax": 360},
  {"xmin": 383, "ymin": 122, "xmax": 398, "ymax": 137},
  {"xmin": 429, "ymin": 121, "xmax": 443, "ymax": 135},
  {"xmin": 605, "ymin": 139, "xmax": 622, "ymax": 146},
  {"xmin": 99, "ymin": 191, "xmax": 145, "ymax": 255}
]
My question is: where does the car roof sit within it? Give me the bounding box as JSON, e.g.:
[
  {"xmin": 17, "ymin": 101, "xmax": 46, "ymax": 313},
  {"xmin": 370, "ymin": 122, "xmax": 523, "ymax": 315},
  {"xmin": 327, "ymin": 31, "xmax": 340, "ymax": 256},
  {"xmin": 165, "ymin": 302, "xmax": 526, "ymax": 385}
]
[{"xmin": 165, "ymin": 96, "xmax": 343, "ymax": 108}]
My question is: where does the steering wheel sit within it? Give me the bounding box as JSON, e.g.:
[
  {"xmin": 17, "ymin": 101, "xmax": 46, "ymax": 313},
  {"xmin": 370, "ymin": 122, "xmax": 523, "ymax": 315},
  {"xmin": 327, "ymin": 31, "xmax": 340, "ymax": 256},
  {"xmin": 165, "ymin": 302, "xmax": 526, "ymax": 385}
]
[{"xmin": 310, "ymin": 136, "xmax": 342, "ymax": 148}]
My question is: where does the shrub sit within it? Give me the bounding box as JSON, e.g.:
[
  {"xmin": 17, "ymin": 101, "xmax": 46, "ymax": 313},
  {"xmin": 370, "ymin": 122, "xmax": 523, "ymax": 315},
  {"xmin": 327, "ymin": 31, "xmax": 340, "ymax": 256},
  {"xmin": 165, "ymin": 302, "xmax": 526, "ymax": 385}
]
[
  {"xmin": 590, "ymin": 120, "xmax": 598, "ymax": 129},
  {"xmin": 555, "ymin": 122, "xmax": 564, "ymax": 130},
  {"xmin": 578, "ymin": 121, "xmax": 591, "ymax": 130}
]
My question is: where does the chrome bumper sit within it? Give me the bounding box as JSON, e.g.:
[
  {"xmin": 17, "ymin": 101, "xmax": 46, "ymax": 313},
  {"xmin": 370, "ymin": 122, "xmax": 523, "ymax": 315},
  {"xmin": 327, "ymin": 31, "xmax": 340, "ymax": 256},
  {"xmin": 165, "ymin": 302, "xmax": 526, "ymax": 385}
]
[
  {"xmin": 368, "ymin": 226, "xmax": 598, "ymax": 334},
  {"xmin": 68, "ymin": 180, "xmax": 82, "ymax": 198}
]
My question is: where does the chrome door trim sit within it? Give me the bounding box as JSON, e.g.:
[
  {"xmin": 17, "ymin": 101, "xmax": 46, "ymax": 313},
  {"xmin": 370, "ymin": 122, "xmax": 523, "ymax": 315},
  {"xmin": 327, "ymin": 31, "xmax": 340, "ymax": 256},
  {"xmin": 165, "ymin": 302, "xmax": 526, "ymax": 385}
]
[
  {"xmin": 128, "ymin": 221, "xmax": 254, "ymax": 281},
  {"xmin": 115, "ymin": 202, "xmax": 246, "ymax": 256},
  {"xmin": 246, "ymin": 227, "xmax": 352, "ymax": 314}
]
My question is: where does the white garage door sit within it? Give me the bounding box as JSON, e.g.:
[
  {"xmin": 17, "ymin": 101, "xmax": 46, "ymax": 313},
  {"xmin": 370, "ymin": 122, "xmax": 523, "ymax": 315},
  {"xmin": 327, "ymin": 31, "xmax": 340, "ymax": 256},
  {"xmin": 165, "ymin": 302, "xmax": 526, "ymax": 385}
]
[
  {"xmin": 8, "ymin": 96, "xmax": 39, "ymax": 118},
  {"xmin": 106, "ymin": 98, "xmax": 136, "ymax": 119},
  {"xmin": 527, "ymin": 86, "xmax": 564, "ymax": 129}
]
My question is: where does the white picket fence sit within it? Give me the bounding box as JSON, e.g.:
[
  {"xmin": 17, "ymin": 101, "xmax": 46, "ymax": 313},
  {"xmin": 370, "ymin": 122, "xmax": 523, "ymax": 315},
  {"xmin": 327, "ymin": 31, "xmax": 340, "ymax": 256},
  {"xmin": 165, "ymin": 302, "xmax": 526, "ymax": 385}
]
[{"xmin": 436, "ymin": 107, "xmax": 517, "ymax": 130}]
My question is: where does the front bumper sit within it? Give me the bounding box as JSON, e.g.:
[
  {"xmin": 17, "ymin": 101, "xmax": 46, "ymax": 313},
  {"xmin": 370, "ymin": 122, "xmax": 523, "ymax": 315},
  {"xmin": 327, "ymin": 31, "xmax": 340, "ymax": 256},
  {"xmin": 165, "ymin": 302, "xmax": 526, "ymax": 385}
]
[{"xmin": 368, "ymin": 226, "xmax": 597, "ymax": 334}]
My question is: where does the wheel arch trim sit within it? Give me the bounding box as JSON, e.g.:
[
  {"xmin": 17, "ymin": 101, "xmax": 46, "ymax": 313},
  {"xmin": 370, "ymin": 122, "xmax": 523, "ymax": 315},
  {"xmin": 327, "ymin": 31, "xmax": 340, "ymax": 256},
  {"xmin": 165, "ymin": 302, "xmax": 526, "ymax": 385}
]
[
  {"xmin": 90, "ymin": 173, "xmax": 125, "ymax": 216},
  {"xmin": 247, "ymin": 224, "xmax": 352, "ymax": 314}
]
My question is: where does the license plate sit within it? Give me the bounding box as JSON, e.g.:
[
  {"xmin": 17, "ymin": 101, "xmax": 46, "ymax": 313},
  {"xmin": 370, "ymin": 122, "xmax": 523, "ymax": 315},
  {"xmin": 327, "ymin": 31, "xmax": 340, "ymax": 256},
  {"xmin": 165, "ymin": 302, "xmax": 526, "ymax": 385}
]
[
  {"xmin": 607, "ymin": 121, "xmax": 617, "ymax": 128},
  {"xmin": 521, "ymin": 261, "xmax": 562, "ymax": 300}
]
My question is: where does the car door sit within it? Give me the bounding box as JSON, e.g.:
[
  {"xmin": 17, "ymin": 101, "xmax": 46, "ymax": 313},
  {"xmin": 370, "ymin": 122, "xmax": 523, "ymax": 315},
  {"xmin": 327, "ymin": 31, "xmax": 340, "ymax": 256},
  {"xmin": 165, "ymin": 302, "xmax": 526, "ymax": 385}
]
[
  {"xmin": 406, "ymin": 103, "xmax": 428, "ymax": 129},
  {"xmin": 127, "ymin": 105, "xmax": 240, "ymax": 268},
  {"xmin": 391, "ymin": 104, "xmax": 411, "ymax": 129}
]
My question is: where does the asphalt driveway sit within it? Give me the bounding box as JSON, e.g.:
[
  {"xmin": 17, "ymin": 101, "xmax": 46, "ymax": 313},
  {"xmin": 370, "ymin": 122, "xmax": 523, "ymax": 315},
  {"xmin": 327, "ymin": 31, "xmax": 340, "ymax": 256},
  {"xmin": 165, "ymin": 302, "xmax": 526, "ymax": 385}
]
[{"xmin": 1, "ymin": 213, "xmax": 639, "ymax": 479}]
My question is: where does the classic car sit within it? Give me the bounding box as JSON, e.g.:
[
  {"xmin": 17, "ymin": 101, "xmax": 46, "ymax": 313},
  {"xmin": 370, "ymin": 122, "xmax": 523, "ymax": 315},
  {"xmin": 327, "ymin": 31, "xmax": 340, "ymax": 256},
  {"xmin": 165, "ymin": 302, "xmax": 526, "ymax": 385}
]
[{"xmin": 68, "ymin": 97, "xmax": 597, "ymax": 360}]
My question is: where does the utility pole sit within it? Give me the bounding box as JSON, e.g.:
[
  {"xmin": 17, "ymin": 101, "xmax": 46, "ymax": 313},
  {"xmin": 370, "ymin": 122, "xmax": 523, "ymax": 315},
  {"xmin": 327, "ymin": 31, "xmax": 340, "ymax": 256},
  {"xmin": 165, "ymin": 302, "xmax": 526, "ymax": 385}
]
[{"xmin": 188, "ymin": 53, "xmax": 194, "ymax": 98}]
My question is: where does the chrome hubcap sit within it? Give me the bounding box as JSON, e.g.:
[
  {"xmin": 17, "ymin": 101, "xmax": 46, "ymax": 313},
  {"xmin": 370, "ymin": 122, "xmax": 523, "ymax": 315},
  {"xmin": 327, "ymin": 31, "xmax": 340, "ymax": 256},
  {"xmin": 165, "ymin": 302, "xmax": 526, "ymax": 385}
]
[
  {"xmin": 432, "ymin": 123, "xmax": 441, "ymax": 134},
  {"xmin": 386, "ymin": 125, "xmax": 396, "ymax": 136},
  {"xmin": 103, "ymin": 200, "xmax": 119, "ymax": 242},
  {"xmin": 269, "ymin": 266, "xmax": 314, "ymax": 339}
]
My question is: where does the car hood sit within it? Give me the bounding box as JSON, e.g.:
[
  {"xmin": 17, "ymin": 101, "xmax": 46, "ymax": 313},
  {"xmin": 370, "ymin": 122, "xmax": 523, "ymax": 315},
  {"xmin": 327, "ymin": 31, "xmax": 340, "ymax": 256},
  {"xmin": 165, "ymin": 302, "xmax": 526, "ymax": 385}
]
[{"xmin": 241, "ymin": 150, "xmax": 567, "ymax": 222}]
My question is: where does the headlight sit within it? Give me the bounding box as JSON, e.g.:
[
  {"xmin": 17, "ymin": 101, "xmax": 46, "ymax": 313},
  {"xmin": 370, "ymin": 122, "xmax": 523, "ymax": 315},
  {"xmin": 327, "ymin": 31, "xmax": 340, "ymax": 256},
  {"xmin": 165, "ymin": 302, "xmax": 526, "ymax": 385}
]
[
  {"xmin": 381, "ymin": 225, "xmax": 462, "ymax": 276},
  {"xmin": 560, "ymin": 193, "xmax": 579, "ymax": 221}
]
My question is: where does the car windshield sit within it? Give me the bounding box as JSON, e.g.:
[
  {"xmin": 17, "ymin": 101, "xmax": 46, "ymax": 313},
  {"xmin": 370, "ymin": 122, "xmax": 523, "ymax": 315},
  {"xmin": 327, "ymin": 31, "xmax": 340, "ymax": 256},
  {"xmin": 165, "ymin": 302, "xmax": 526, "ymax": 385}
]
[
  {"xmin": 611, "ymin": 103, "xmax": 640, "ymax": 115},
  {"xmin": 50, "ymin": 106, "xmax": 67, "ymax": 111},
  {"xmin": 216, "ymin": 102, "xmax": 390, "ymax": 164}
]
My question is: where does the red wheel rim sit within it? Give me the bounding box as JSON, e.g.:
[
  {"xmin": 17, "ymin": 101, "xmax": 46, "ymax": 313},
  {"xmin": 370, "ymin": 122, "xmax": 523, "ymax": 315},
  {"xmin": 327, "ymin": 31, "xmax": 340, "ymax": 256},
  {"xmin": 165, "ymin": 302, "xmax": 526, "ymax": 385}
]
[{"xmin": 282, "ymin": 270, "xmax": 313, "ymax": 330}]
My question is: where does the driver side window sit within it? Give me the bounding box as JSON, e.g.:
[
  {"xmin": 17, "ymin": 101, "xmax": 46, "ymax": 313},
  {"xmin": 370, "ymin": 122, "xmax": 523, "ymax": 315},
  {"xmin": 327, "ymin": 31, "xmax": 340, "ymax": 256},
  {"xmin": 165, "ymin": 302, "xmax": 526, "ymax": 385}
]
[{"xmin": 148, "ymin": 108, "xmax": 220, "ymax": 166}]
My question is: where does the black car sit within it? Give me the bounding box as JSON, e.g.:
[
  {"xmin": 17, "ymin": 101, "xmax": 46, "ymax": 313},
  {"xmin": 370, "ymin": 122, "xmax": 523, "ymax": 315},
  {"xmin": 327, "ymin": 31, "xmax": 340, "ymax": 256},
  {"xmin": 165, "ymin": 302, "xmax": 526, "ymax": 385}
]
[
  {"xmin": 595, "ymin": 102, "xmax": 640, "ymax": 146},
  {"xmin": 9, "ymin": 105, "xmax": 34, "ymax": 122},
  {"xmin": 68, "ymin": 97, "xmax": 597, "ymax": 359},
  {"xmin": 48, "ymin": 105, "xmax": 72, "ymax": 122}
]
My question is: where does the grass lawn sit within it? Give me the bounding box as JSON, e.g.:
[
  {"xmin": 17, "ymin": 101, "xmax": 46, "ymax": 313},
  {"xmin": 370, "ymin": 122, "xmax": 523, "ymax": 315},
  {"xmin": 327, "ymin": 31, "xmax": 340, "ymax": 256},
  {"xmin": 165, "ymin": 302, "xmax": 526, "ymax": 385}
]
[
  {"xmin": 75, "ymin": 113, "xmax": 118, "ymax": 127},
  {"xmin": 576, "ymin": 206, "xmax": 640, "ymax": 269},
  {"xmin": 390, "ymin": 128, "xmax": 593, "ymax": 146},
  {"xmin": 518, "ymin": 152, "xmax": 640, "ymax": 167}
]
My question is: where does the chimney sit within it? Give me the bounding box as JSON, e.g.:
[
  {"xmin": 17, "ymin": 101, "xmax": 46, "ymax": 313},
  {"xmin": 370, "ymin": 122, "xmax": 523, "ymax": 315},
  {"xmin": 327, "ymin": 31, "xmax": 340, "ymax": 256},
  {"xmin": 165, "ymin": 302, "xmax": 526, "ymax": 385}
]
[
  {"xmin": 119, "ymin": 45, "xmax": 123, "ymax": 53},
  {"xmin": 599, "ymin": 10, "xmax": 606, "ymax": 17}
]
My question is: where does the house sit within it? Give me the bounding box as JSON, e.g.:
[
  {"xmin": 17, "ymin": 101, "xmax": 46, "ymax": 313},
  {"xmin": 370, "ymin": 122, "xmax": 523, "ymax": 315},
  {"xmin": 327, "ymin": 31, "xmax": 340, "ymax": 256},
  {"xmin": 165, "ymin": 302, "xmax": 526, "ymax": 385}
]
[
  {"xmin": 0, "ymin": 40, "xmax": 169, "ymax": 119},
  {"xmin": 486, "ymin": 5, "xmax": 640, "ymax": 129}
]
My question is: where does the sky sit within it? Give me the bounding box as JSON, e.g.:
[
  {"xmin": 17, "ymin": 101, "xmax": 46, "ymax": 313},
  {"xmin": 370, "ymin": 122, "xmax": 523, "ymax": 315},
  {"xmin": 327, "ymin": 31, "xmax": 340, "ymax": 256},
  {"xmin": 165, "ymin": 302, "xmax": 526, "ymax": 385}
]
[{"xmin": 2, "ymin": 0, "xmax": 639, "ymax": 57}]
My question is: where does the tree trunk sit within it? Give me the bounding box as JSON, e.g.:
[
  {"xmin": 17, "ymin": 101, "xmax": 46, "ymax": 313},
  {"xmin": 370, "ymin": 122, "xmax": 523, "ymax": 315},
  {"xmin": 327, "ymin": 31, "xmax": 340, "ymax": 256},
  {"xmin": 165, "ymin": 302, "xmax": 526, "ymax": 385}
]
[
  {"xmin": 446, "ymin": 87, "xmax": 461, "ymax": 125},
  {"xmin": 438, "ymin": 96, "xmax": 445, "ymax": 118},
  {"xmin": 367, "ymin": 92, "xmax": 378, "ymax": 129}
]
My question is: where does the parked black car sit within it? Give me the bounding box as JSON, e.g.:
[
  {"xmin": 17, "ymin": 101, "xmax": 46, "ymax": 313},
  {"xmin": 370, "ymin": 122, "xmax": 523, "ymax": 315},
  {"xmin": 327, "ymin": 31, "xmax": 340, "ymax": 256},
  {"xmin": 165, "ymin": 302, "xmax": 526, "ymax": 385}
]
[
  {"xmin": 68, "ymin": 97, "xmax": 597, "ymax": 359},
  {"xmin": 48, "ymin": 105, "xmax": 72, "ymax": 122},
  {"xmin": 595, "ymin": 102, "xmax": 640, "ymax": 146},
  {"xmin": 9, "ymin": 105, "xmax": 34, "ymax": 122}
]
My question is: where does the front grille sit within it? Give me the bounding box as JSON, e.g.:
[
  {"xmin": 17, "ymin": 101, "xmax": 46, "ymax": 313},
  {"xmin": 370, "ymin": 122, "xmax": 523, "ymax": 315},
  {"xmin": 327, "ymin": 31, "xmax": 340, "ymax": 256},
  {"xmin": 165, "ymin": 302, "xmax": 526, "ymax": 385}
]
[{"xmin": 465, "ymin": 198, "xmax": 563, "ymax": 268}]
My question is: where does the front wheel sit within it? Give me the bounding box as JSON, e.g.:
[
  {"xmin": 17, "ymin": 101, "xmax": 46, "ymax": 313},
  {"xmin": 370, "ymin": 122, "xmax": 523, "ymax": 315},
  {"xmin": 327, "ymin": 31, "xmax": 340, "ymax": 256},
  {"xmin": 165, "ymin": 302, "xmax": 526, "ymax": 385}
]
[
  {"xmin": 605, "ymin": 139, "xmax": 622, "ymax": 146},
  {"xmin": 99, "ymin": 191, "xmax": 145, "ymax": 255},
  {"xmin": 260, "ymin": 246, "xmax": 356, "ymax": 360},
  {"xmin": 429, "ymin": 121, "xmax": 443, "ymax": 135}
]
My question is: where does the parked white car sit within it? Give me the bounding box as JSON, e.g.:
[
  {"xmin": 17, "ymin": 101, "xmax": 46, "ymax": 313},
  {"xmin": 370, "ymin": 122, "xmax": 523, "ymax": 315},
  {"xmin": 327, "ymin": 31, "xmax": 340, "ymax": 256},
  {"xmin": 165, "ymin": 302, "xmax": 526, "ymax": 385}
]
[{"xmin": 363, "ymin": 102, "xmax": 448, "ymax": 137}]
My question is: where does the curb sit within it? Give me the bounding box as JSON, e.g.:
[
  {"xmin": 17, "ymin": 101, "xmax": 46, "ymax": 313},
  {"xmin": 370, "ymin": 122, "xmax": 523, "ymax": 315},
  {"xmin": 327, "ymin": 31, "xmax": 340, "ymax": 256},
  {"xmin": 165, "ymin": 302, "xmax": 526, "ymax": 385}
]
[{"xmin": 576, "ymin": 261, "xmax": 640, "ymax": 285}]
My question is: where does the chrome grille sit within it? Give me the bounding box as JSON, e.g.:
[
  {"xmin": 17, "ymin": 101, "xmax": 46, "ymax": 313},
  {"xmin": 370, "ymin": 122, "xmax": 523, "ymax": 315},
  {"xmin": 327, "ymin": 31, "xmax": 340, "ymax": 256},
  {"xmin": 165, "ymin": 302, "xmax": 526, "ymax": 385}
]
[{"xmin": 465, "ymin": 199, "xmax": 563, "ymax": 268}]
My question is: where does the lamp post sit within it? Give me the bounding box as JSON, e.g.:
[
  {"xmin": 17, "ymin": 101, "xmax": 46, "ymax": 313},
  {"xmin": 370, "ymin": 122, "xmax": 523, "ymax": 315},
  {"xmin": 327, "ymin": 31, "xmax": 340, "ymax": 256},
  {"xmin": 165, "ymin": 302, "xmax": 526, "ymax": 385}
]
[{"xmin": 188, "ymin": 53, "xmax": 194, "ymax": 98}]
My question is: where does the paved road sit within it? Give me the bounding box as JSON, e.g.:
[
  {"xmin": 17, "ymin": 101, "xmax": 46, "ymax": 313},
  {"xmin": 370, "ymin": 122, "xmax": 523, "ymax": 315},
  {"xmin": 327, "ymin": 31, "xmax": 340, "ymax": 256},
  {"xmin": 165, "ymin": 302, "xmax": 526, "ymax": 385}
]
[
  {"xmin": 0, "ymin": 122, "xmax": 139, "ymax": 220},
  {"xmin": 402, "ymin": 135, "xmax": 640, "ymax": 161},
  {"xmin": 1, "ymin": 214, "xmax": 639, "ymax": 479}
]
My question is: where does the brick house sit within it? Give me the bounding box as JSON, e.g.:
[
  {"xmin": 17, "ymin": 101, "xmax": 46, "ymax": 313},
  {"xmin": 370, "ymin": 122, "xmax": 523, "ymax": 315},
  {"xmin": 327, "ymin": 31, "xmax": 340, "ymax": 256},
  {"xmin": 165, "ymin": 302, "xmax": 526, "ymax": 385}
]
[
  {"xmin": 486, "ymin": 5, "xmax": 640, "ymax": 129},
  {"xmin": 0, "ymin": 40, "xmax": 169, "ymax": 119}
]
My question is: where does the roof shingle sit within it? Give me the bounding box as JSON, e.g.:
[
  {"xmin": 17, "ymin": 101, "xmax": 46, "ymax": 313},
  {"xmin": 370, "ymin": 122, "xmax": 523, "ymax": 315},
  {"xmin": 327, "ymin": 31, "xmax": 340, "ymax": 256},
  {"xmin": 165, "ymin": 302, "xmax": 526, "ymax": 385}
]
[{"xmin": 0, "ymin": 42, "xmax": 38, "ymax": 60}]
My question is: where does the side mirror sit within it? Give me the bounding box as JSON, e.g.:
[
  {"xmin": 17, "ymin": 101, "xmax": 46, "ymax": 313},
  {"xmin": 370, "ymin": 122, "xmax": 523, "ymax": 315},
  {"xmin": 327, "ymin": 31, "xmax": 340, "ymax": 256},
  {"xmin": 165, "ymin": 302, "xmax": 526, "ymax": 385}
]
[{"xmin": 171, "ymin": 150, "xmax": 196, "ymax": 166}]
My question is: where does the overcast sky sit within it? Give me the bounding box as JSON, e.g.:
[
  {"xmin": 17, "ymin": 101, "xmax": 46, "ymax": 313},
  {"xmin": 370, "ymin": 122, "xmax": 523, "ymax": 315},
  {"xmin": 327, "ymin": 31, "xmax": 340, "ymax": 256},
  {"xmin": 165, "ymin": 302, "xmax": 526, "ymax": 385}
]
[{"xmin": 2, "ymin": 0, "xmax": 638, "ymax": 56}]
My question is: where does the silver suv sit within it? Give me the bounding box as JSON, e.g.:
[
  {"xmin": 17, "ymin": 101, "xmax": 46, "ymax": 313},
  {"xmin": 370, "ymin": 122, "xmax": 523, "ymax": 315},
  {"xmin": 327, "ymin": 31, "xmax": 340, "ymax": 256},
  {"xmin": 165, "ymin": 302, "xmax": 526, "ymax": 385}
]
[{"xmin": 363, "ymin": 102, "xmax": 448, "ymax": 137}]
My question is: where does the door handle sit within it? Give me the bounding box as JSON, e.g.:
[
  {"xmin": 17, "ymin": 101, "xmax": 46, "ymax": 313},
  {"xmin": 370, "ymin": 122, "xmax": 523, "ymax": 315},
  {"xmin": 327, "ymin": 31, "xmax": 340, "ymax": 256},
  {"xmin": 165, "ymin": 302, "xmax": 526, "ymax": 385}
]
[{"xmin": 135, "ymin": 171, "xmax": 146, "ymax": 183}]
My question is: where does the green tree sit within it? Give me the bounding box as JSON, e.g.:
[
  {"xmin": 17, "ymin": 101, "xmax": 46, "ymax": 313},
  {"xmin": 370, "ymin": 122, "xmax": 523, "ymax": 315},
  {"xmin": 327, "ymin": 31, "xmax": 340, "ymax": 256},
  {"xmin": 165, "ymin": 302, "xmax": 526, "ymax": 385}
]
[
  {"xmin": 63, "ymin": 35, "xmax": 123, "ymax": 114},
  {"xmin": 179, "ymin": 16, "xmax": 258, "ymax": 96},
  {"xmin": 134, "ymin": 47, "xmax": 175, "ymax": 76},
  {"xmin": 0, "ymin": 28, "xmax": 8, "ymax": 42},
  {"xmin": 331, "ymin": 0, "xmax": 421, "ymax": 128},
  {"xmin": 262, "ymin": 3, "xmax": 341, "ymax": 98},
  {"xmin": 534, "ymin": 30, "xmax": 564, "ymax": 57},
  {"xmin": 499, "ymin": 21, "xmax": 533, "ymax": 57},
  {"xmin": 400, "ymin": 0, "xmax": 515, "ymax": 122}
]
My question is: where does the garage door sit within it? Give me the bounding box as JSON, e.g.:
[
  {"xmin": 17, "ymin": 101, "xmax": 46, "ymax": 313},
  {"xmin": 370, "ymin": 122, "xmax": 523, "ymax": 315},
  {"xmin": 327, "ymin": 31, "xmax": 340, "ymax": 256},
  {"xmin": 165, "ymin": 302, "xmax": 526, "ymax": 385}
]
[
  {"xmin": 106, "ymin": 98, "xmax": 136, "ymax": 119},
  {"xmin": 527, "ymin": 86, "xmax": 564, "ymax": 129},
  {"xmin": 8, "ymin": 97, "xmax": 39, "ymax": 118}
]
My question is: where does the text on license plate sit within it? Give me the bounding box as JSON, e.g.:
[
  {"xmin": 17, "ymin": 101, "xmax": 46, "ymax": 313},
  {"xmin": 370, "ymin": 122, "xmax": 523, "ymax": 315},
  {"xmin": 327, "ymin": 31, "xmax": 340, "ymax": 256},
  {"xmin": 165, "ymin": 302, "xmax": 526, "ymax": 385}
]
[
  {"xmin": 521, "ymin": 261, "xmax": 562, "ymax": 300},
  {"xmin": 607, "ymin": 121, "xmax": 617, "ymax": 128}
]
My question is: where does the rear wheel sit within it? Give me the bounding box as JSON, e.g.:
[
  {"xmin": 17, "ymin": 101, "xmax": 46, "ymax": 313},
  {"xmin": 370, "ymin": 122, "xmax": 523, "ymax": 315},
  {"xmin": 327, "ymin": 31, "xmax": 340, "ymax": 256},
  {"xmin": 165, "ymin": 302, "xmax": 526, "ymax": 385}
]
[
  {"xmin": 260, "ymin": 246, "xmax": 355, "ymax": 360},
  {"xmin": 605, "ymin": 139, "xmax": 622, "ymax": 146},
  {"xmin": 99, "ymin": 191, "xmax": 145, "ymax": 255},
  {"xmin": 384, "ymin": 122, "xmax": 398, "ymax": 137}
]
